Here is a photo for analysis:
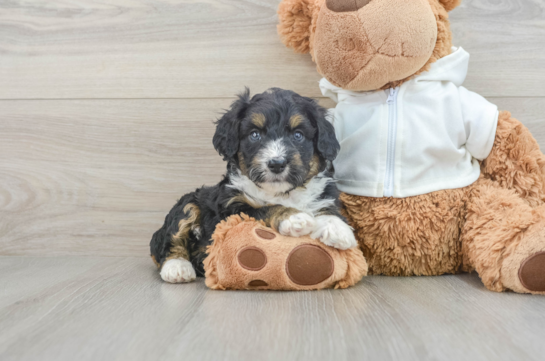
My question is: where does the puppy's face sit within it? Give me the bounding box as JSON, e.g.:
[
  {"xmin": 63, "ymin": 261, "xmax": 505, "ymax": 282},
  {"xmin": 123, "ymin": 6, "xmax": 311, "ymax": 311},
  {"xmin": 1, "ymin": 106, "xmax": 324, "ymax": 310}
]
[
  {"xmin": 213, "ymin": 88, "xmax": 340, "ymax": 193},
  {"xmin": 238, "ymin": 106, "xmax": 317, "ymax": 193}
]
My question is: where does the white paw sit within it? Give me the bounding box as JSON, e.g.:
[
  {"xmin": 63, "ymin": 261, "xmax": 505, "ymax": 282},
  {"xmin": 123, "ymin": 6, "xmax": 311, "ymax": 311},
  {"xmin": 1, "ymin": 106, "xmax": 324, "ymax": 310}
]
[
  {"xmin": 311, "ymin": 216, "xmax": 358, "ymax": 250},
  {"xmin": 279, "ymin": 212, "xmax": 316, "ymax": 237},
  {"xmin": 160, "ymin": 258, "xmax": 196, "ymax": 283}
]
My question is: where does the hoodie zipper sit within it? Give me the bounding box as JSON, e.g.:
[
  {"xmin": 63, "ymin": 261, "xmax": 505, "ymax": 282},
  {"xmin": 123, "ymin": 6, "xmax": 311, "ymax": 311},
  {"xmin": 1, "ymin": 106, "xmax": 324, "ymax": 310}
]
[{"xmin": 384, "ymin": 87, "xmax": 399, "ymax": 197}]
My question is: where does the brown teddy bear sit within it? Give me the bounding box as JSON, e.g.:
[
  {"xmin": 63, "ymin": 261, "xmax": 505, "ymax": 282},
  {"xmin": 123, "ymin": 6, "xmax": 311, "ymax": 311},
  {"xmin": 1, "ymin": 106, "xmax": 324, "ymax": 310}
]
[
  {"xmin": 204, "ymin": 214, "xmax": 368, "ymax": 290},
  {"xmin": 277, "ymin": 0, "xmax": 545, "ymax": 294}
]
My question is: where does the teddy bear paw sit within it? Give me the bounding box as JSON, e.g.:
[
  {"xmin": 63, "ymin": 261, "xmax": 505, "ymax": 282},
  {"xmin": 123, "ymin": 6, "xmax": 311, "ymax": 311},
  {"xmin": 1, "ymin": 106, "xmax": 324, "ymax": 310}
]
[
  {"xmin": 311, "ymin": 216, "xmax": 358, "ymax": 250},
  {"xmin": 160, "ymin": 258, "xmax": 196, "ymax": 283},
  {"xmin": 279, "ymin": 212, "xmax": 316, "ymax": 237}
]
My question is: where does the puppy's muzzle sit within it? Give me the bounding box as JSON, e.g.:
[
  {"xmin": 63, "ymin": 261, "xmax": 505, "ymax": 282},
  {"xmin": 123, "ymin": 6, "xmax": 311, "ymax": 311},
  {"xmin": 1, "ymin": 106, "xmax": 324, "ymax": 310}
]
[{"xmin": 268, "ymin": 157, "xmax": 287, "ymax": 174}]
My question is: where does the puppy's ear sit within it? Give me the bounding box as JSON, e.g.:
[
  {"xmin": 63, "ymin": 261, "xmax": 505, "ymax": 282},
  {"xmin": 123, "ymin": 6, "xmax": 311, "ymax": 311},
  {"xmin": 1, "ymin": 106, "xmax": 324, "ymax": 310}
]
[
  {"xmin": 213, "ymin": 89, "xmax": 250, "ymax": 161},
  {"xmin": 296, "ymin": 96, "xmax": 340, "ymax": 161},
  {"xmin": 439, "ymin": 0, "xmax": 462, "ymax": 12},
  {"xmin": 277, "ymin": 0, "xmax": 320, "ymax": 54}
]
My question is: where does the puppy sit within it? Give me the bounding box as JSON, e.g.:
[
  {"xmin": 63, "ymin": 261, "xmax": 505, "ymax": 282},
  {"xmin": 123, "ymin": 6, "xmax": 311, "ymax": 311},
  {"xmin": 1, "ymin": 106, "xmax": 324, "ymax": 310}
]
[{"xmin": 150, "ymin": 88, "xmax": 358, "ymax": 283}]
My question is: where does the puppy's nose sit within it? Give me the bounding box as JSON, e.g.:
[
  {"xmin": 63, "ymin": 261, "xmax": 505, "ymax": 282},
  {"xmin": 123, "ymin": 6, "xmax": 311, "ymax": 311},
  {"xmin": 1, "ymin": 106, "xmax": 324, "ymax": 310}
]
[
  {"xmin": 326, "ymin": 0, "xmax": 372, "ymax": 12},
  {"xmin": 268, "ymin": 158, "xmax": 287, "ymax": 174}
]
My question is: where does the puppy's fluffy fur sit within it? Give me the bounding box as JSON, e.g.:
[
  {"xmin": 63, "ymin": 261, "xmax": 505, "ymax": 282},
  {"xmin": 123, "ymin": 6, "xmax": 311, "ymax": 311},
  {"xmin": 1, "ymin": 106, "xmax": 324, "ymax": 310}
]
[{"xmin": 150, "ymin": 88, "xmax": 357, "ymax": 283}]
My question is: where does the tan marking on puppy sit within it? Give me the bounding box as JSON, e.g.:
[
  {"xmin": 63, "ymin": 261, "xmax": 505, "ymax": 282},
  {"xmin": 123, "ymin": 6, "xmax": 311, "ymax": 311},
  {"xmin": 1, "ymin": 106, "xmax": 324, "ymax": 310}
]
[
  {"xmin": 251, "ymin": 113, "xmax": 266, "ymax": 128},
  {"xmin": 305, "ymin": 155, "xmax": 321, "ymax": 183},
  {"xmin": 251, "ymin": 155, "xmax": 261, "ymax": 167},
  {"xmin": 151, "ymin": 255, "xmax": 160, "ymax": 269},
  {"xmin": 289, "ymin": 115, "xmax": 304, "ymax": 129},
  {"xmin": 315, "ymin": 207, "xmax": 338, "ymax": 217},
  {"xmin": 238, "ymin": 151, "xmax": 249, "ymax": 176},
  {"xmin": 292, "ymin": 153, "xmax": 303, "ymax": 166},
  {"xmin": 266, "ymin": 206, "xmax": 301, "ymax": 231},
  {"xmin": 169, "ymin": 203, "xmax": 200, "ymax": 261},
  {"xmin": 226, "ymin": 194, "xmax": 263, "ymax": 209},
  {"xmin": 167, "ymin": 246, "xmax": 191, "ymax": 262}
]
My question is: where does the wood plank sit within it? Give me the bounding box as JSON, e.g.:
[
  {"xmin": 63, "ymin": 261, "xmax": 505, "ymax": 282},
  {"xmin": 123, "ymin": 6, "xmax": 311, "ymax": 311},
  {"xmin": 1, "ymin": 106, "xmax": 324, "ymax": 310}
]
[
  {"xmin": 451, "ymin": 0, "xmax": 545, "ymax": 96},
  {"xmin": 0, "ymin": 98, "xmax": 228, "ymax": 256},
  {"xmin": 0, "ymin": 0, "xmax": 543, "ymax": 100},
  {"xmin": 1, "ymin": 256, "xmax": 545, "ymax": 361},
  {"xmin": 1, "ymin": 97, "xmax": 544, "ymax": 257}
]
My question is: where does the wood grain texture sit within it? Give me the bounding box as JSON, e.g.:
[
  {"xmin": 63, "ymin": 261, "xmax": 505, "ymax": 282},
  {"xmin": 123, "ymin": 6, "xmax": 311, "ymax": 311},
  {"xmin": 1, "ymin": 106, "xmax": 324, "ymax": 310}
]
[
  {"xmin": 0, "ymin": 98, "xmax": 228, "ymax": 256},
  {"xmin": 0, "ymin": 0, "xmax": 544, "ymax": 99},
  {"xmin": 1, "ymin": 97, "xmax": 544, "ymax": 256},
  {"xmin": 1, "ymin": 256, "xmax": 545, "ymax": 361},
  {"xmin": 452, "ymin": 0, "xmax": 545, "ymax": 96}
]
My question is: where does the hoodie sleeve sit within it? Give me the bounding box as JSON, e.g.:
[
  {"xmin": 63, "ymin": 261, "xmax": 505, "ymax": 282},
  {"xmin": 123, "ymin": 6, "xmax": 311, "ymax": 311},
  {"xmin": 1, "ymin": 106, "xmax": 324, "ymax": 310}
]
[{"xmin": 459, "ymin": 86, "xmax": 499, "ymax": 160}]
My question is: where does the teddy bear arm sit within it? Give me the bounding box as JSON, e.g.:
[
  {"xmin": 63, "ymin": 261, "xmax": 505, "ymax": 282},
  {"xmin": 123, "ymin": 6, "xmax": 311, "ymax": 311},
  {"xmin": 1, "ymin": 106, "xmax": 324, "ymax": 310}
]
[
  {"xmin": 481, "ymin": 110, "xmax": 545, "ymax": 207},
  {"xmin": 277, "ymin": 0, "xmax": 321, "ymax": 54}
]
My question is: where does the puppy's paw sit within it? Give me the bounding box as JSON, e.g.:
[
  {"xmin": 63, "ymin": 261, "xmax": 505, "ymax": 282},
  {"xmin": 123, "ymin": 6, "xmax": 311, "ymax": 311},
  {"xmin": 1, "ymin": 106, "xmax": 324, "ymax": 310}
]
[
  {"xmin": 311, "ymin": 216, "xmax": 358, "ymax": 250},
  {"xmin": 160, "ymin": 258, "xmax": 196, "ymax": 283},
  {"xmin": 279, "ymin": 212, "xmax": 316, "ymax": 237}
]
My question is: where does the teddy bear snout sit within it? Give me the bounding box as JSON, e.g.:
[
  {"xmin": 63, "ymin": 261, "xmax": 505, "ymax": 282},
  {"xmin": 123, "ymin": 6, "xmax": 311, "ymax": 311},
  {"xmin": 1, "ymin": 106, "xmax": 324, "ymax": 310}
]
[{"xmin": 326, "ymin": 0, "xmax": 372, "ymax": 12}]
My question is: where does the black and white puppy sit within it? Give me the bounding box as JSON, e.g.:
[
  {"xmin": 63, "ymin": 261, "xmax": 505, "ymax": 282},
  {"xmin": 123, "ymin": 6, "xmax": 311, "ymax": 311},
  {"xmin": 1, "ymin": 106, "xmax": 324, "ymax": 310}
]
[{"xmin": 150, "ymin": 88, "xmax": 357, "ymax": 283}]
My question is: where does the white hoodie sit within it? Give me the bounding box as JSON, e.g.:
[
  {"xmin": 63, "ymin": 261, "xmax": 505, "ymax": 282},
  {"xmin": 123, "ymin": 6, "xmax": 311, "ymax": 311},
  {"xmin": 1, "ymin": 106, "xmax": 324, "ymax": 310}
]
[{"xmin": 320, "ymin": 47, "xmax": 499, "ymax": 198}]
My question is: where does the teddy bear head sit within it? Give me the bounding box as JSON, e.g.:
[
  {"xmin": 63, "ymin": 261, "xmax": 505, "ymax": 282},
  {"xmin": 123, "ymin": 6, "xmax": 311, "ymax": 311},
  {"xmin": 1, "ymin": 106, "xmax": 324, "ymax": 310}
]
[{"xmin": 278, "ymin": 0, "xmax": 461, "ymax": 91}]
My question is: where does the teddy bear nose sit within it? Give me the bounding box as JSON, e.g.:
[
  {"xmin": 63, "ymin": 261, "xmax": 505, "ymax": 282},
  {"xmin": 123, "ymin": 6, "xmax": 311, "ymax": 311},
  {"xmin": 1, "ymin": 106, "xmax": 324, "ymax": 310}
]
[{"xmin": 326, "ymin": 0, "xmax": 372, "ymax": 12}]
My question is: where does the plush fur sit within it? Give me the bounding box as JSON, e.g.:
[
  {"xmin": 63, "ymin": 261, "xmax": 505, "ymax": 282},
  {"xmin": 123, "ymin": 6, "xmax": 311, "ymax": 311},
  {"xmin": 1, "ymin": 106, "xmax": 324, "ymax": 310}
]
[
  {"xmin": 204, "ymin": 214, "xmax": 367, "ymax": 290},
  {"xmin": 150, "ymin": 88, "xmax": 358, "ymax": 283},
  {"xmin": 278, "ymin": 0, "xmax": 545, "ymax": 294}
]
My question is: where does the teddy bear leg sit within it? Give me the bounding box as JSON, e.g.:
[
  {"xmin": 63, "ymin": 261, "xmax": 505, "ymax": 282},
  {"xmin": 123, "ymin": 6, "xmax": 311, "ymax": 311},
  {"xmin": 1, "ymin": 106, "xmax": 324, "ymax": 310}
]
[
  {"xmin": 481, "ymin": 111, "xmax": 545, "ymax": 206},
  {"xmin": 463, "ymin": 179, "xmax": 545, "ymax": 294}
]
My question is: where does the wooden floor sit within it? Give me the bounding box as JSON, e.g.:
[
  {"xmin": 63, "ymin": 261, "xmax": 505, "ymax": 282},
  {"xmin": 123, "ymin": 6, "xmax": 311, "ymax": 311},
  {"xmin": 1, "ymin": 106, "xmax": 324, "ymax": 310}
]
[
  {"xmin": 1, "ymin": 256, "xmax": 545, "ymax": 361},
  {"xmin": 1, "ymin": 0, "xmax": 545, "ymax": 360}
]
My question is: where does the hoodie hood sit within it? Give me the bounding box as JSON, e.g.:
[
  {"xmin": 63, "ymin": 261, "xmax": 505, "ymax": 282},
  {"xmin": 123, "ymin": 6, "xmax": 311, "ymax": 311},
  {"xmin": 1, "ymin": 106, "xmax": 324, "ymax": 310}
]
[{"xmin": 320, "ymin": 47, "xmax": 470, "ymax": 103}]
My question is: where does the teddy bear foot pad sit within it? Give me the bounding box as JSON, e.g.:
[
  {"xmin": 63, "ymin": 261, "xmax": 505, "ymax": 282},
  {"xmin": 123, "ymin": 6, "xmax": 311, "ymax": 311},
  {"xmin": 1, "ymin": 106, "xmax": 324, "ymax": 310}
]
[
  {"xmin": 519, "ymin": 252, "xmax": 545, "ymax": 292},
  {"xmin": 238, "ymin": 244, "xmax": 334, "ymax": 287}
]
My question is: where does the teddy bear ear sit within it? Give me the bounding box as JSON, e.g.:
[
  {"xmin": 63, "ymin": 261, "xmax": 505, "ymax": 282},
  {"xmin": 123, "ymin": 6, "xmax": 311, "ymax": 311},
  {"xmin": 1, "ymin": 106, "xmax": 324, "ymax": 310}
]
[
  {"xmin": 277, "ymin": 0, "xmax": 318, "ymax": 54},
  {"xmin": 439, "ymin": 0, "xmax": 462, "ymax": 12}
]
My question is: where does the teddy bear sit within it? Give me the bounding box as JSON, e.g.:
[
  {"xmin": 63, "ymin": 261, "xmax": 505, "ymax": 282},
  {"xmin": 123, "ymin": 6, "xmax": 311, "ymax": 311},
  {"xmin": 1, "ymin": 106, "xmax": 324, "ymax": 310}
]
[
  {"xmin": 204, "ymin": 214, "xmax": 368, "ymax": 290},
  {"xmin": 277, "ymin": 0, "xmax": 545, "ymax": 294}
]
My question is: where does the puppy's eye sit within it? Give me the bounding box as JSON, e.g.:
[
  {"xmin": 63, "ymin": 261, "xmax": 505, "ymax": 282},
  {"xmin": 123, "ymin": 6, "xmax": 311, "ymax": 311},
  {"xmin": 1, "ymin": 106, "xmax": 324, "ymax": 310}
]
[
  {"xmin": 293, "ymin": 131, "xmax": 304, "ymax": 142},
  {"xmin": 249, "ymin": 131, "xmax": 261, "ymax": 142}
]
